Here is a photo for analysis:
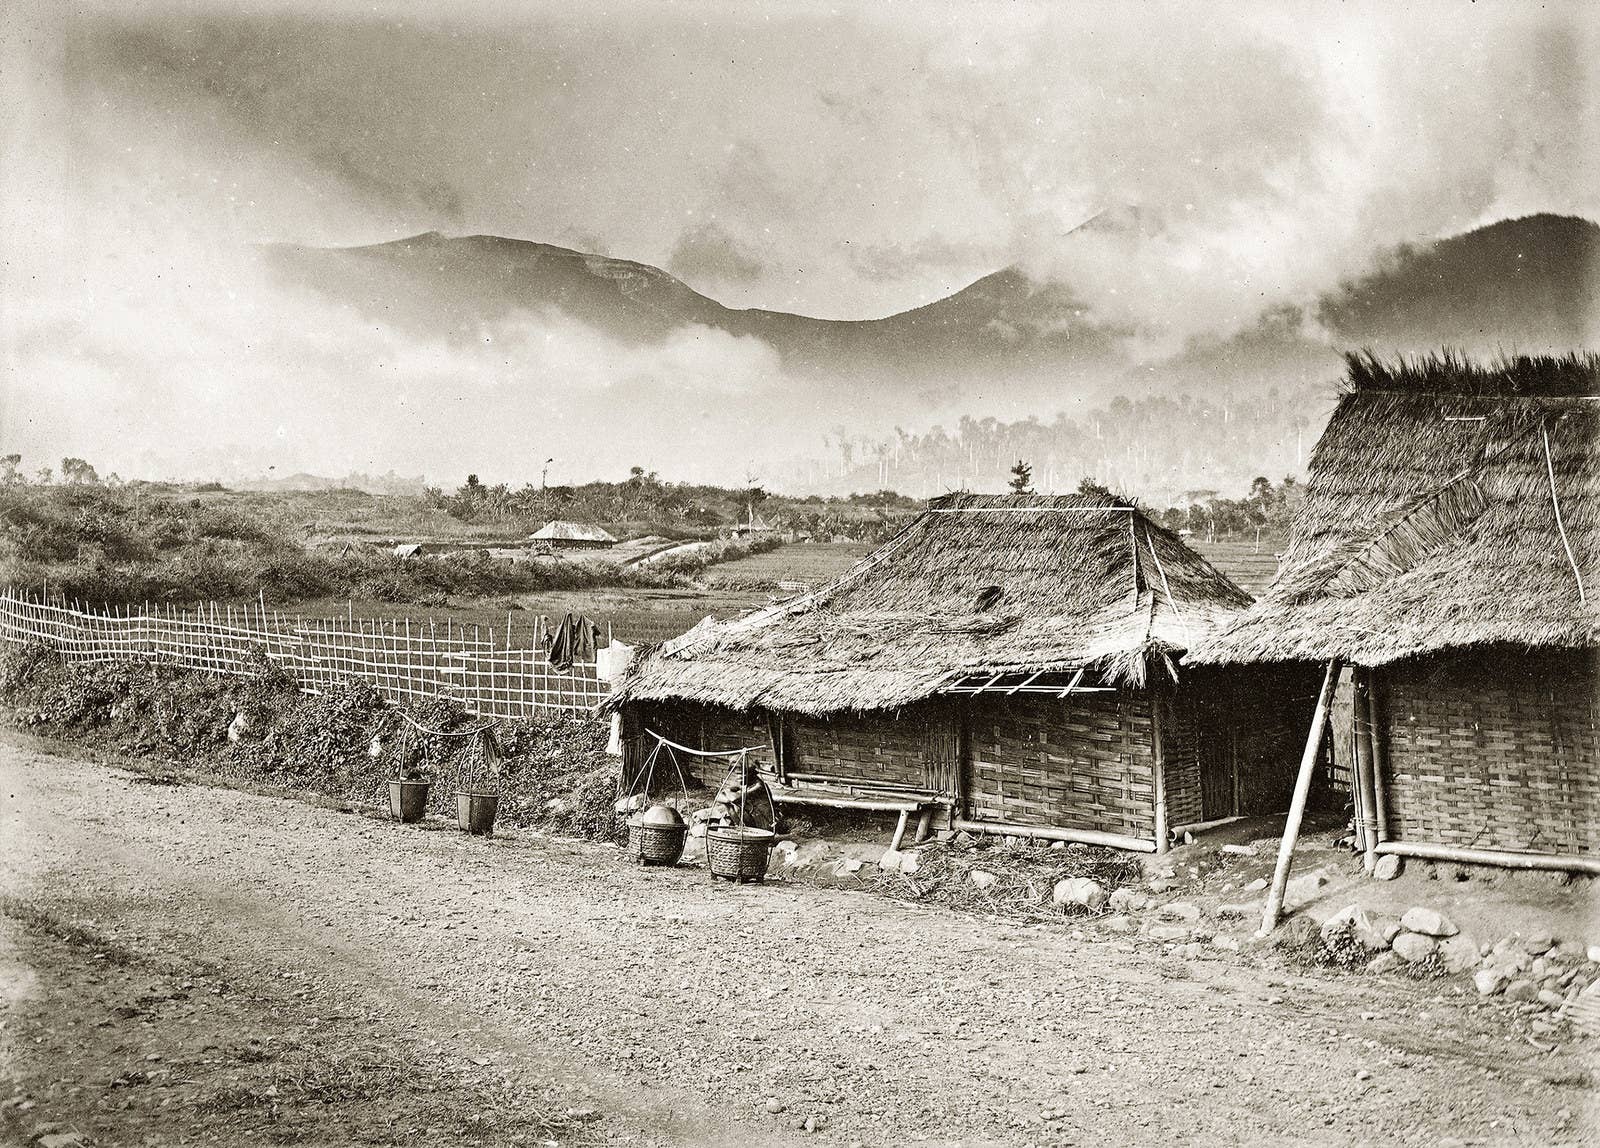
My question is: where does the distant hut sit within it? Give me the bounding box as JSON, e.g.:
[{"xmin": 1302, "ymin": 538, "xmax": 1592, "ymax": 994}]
[
  {"xmin": 1192, "ymin": 353, "xmax": 1599, "ymax": 872},
  {"xmin": 529, "ymin": 521, "xmax": 618, "ymax": 549},
  {"xmin": 606, "ymin": 493, "xmax": 1316, "ymax": 853}
]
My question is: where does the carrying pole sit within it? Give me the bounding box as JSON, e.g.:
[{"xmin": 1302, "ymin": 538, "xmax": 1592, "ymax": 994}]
[{"xmin": 1258, "ymin": 658, "xmax": 1341, "ymax": 937}]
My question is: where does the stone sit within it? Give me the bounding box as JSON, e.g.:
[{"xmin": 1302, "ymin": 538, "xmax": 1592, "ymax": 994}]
[
  {"xmin": 1147, "ymin": 924, "xmax": 1192, "ymax": 942},
  {"xmin": 1372, "ymin": 854, "xmax": 1404, "ymax": 881},
  {"xmin": 1473, "ymin": 969, "xmax": 1505, "ymax": 996},
  {"xmin": 1504, "ymin": 979, "xmax": 1540, "ymax": 1003},
  {"xmin": 227, "ymin": 711, "xmax": 248, "ymax": 742},
  {"xmin": 1108, "ymin": 888, "xmax": 1148, "ymax": 912},
  {"xmin": 1376, "ymin": 917, "xmax": 1403, "ymax": 946},
  {"xmin": 878, "ymin": 849, "xmax": 905, "ymax": 873},
  {"xmin": 1159, "ymin": 901, "xmax": 1203, "ymax": 923},
  {"xmin": 899, "ymin": 851, "xmax": 920, "ymax": 876},
  {"xmin": 765, "ymin": 1099, "xmax": 787, "ymax": 1114},
  {"xmin": 1220, "ymin": 844, "xmax": 1257, "ymax": 856},
  {"xmin": 1587, "ymin": 943, "xmax": 1600, "ymax": 964},
  {"xmin": 832, "ymin": 857, "xmax": 863, "ymax": 877},
  {"xmin": 1321, "ymin": 905, "xmax": 1390, "ymax": 952},
  {"xmin": 1399, "ymin": 907, "xmax": 1459, "ymax": 938},
  {"xmin": 1216, "ymin": 902, "xmax": 1261, "ymax": 921},
  {"xmin": 1102, "ymin": 915, "xmax": 1137, "ymax": 934},
  {"xmin": 1538, "ymin": 989, "xmax": 1566, "ymax": 1009},
  {"xmin": 1437, "ymin": 934, "xmax": 1480, "ymax": 974},
  {"xmin": 1391, "ymin": 932, "xmax": 1438, "ymax": 963},
  {"xmin": 1053, "ymin": 877, "xmax": 1109, "ymax": 912},
  {"xmin": 1366, "ymin": 952, "xmax": 1401, "ymax": 975},
  {"xmin": 1284, "ymin": 871, "xmax": 1330, "ymax": 907},
  {"xmin": 1049, "ymin": 840, "xmax": 1066, "ymax": 850},
  {"xmin": 1526, "ymin": 934, "xmax": 1556, "ymax": 956},
  {"xmin": 1148, "ymin": 878, "xmax": 1178, "ymax": 893},
  {"xmin": 37, "ymin": 1136, "xmax": 86, "ymax": 1148},
  {"xmin": 1279, "ymin": 915, "xmax": 1320, "ymax": 947},
  {"xmin": 969, "ymin": 870, "xmax": 999, "ymax": 891},
  {"xmin": 1244, "ymin": 877, "xmax": 1269, "ymax": 893},
  {"xmin": 1211, "ymin": 935, "xmax": 1241, "ymax": 952}
]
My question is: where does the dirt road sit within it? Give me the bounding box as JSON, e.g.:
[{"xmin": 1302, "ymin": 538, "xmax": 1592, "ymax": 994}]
[{"xmin": 0, "ymin": 735, "xmax": 1593, "ymax": 1147}]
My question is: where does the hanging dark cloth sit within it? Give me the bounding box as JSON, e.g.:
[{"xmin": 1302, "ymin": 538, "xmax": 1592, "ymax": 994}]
[{"xmin": 546, "ymin": 613, "xmax": 601, "ymax": 673}]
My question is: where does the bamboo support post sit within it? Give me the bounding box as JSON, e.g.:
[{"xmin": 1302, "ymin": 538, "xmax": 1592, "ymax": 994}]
[
  {"xmin": 1150, "ymin": 692, "xmax": 1169, "ymax": 855},
  {"xmin": 1258, "ymin": 658, "xmax": 1341, "ymax": 936},
  {"xmin": 1352, "ymin": 668, "xmax": 1378, "ymax": 873},
  {"xmin": 1365, "ymin": 673, "xmax": 1389, "ymax": 844}
]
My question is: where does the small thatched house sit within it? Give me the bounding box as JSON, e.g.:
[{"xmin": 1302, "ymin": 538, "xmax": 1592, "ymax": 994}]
[
  {"xmin": 529, "ymin": 520, "xmax": 617, "ymax": 549},
  {"xmin": 607, "ymin": 493, "xmax": 1320, "ymax": 852},
  {"xmin": 1192, "ymin": 353, "xmax": 1599, "ymax": 869}
]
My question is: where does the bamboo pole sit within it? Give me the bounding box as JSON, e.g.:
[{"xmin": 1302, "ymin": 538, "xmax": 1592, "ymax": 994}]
[
  {"xmin": 950, "ymin": 817, "xmax": 1157, "ymax": 854},
  {"xmin": 1366, "ymin": 671, "xmax": 1390, "ymax": 844},
  {"xmin": 1150, "ymin": 692, "xmax": 1169, "ymax": 855},
  {"xmin": 1373, "ymin": 841, "xmax": 1600, "ymax": 875},
  {"xmin": 1258, "ymin": 658, "xmax": 1341, "ymax": 936},
  {"xmin": 1353, "ymin": 668, "xmax": 1378, "ymax": 872}
]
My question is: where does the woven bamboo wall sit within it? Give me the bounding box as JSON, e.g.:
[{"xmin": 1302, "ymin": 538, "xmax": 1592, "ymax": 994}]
[
  {"xmin": 1380, "ymin": 648, "xmax": 1599, "ymax": 855},
  {"xmin": 628, "ymin": 701, "xmax": 776, "ymax": 790},
  {"xmin": 967, "ymin": 693, "xmax": 1157, "ymax": 839},
  {"xmin": 1160, "ymin": 692, "xmax": 1204, "ymax": 828},
  {"xmin": 787, "ymin": 707, "xmax": 945, "ymax": 790}
]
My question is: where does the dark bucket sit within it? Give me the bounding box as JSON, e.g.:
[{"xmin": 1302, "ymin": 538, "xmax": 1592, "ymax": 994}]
[
  {"xmin": 455, "ymin": 790, "xmax": 500, "ymax": 836},
  {"xmin": 388, "ymin": 779, "xmax": 431, "ymax": 823}
]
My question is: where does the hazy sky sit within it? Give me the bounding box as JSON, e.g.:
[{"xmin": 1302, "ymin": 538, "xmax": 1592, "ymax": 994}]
[{"xmin": 1, "ymin": 0, "xmax": 1595, "ymax": 483}]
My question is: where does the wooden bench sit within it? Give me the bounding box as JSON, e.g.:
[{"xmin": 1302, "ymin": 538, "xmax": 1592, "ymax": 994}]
[{"xmin": 764, "ymin": 777, "xmax": 944, "ymax": 849}]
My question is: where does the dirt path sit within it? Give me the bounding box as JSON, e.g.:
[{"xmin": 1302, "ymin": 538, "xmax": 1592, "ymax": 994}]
[{"xmin": 0, "ymin": 735, "xmax": 1593, "ymax": 1147}]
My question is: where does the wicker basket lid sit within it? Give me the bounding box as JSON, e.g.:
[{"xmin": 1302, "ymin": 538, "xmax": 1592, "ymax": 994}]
[{"xmin": 638, "ymin": 803, "xmax": 686, "ymax": 828}]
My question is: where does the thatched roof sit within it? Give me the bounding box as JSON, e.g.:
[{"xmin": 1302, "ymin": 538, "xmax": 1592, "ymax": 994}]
[
  {"xmin": 529, "ymin": 520, "xmax": 617, "ymax": 544},
  {"xmin": 1192, "ymin": 353, "xmax": 1600, "ymax": 667},
  {"xmin": 606, "ymin": 493, "xmax": 1251, "ymax": 716}
]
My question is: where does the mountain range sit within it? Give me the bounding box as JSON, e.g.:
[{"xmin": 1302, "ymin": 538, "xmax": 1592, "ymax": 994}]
[{"xmin": 258, "ymin": 213, "xmax": 1598, "ymax": 496}]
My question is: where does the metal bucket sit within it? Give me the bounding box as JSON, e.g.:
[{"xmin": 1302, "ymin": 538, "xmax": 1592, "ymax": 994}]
[
  {"xmin": 455, "ymin": 790, "xmax": 500, "ymax": 836},
  {"xmin": 388, "ymin": 779, "xmax": 431, "ymax": 823}
]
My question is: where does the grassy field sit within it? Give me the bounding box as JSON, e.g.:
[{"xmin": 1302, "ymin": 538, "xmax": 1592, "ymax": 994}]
[
  {"xmin": 1190, "ymin": 536, "xmax": 1285, "ymax": 595},
  {"xmin": 701, "ymin": 541, "xmax": 873, "ymax": 589}
]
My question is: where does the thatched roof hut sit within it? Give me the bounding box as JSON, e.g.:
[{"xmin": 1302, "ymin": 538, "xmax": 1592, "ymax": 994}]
[
  {"xmin": 529, "ymin": 520, "xmax": 618, "ymax": 547},
  {"xmin": 1194, "ymin": 352, "xmax": 1598, "ymax": 667},
  {"xmin": 607, "ymin": 494, "xmax": 1313, "ymax": 854},
  {"xmin": 611, "ymin": 492, "xmax": 1250, "ymax": 716},
  {"xmin": 1193, "ymin": 352, "xmax": 1600, "ymax": 867}
]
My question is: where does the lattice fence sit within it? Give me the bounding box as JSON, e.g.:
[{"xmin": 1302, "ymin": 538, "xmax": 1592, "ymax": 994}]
[{"xmin": 0, "ymin": 589, "xmax": 608, "ymax": 717}]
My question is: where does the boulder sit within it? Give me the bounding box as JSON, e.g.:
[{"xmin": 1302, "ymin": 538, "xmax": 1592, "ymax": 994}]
[
  {"xmin": 1372, "ymin": 854, "xmax": 1404, "ymax": 881},
  {"xmin": 969, "ymin": 870, "xmax": 999, "ymax": 891},
  {"xmin": 1108, "ymin": 888, "xmax": 1149, "ymax": 912},
  {"xmin": 1399, "ymin": 907, "xmax": 1459, "ymax": 938},
  {"xmin": 1504, "ymin": 979, "xmax": 1539, "ymax": 1003},
  {"xmin": 1102, "ymin": 915, "xmax": 1137, "ymax": 934},
  {"xmin": 1436, "ymin": 934, "xmax": 1480, "ymax": 974},
  {"xmin": 1321, "ymin": 905, "xmax": 1390, "ymax": 952},
  {"xmin": 1391, "ymin": 932, "xmax": 1438, "ymax": 963},
  {"xmin": 1053, "ymin": 878, "xmax": 1109, "ymax": 912},
  {"xmin": 1473, "ymin": 969, "xmax": 1505, "ymax": 997},
  {"xmin": 1366, "ymin": 953, "xmax": 1402, "ymax": 975},
  {"xmin": 1159, "ymin": 901, "xmax": 1203, "ymax": 923},
  {"xmin": 877, "ymin": 848, "xmax": 905, "ymax": 873}
]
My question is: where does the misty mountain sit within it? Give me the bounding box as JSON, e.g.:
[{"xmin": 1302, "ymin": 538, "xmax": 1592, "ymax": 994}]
[{"xmin": 258, "ymin": 213, "xmax": 1597, "ymax": 498}]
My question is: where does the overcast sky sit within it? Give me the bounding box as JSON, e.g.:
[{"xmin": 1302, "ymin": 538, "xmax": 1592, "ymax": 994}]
[{"xmin": 1, "ymin": 0, "xmax": 1595, "ymax": 482}]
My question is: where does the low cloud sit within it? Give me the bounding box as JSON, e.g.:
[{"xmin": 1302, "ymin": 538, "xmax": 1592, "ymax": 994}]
[{"xmin": 668, "ymin": 221, "xmax": 766, "ymax": 288}]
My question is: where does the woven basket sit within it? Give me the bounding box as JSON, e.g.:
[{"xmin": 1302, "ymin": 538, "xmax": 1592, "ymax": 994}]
[
  {"xmin": 706, "ymin": 826, "xmax": 775, "ymax": 883},
  {"xmin": 628, "ymin": 819, "xmax": 687, "ymax": 866}
]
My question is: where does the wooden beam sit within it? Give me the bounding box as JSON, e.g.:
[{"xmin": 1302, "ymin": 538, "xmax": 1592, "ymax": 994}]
[
  {"xmin": 1353, "ymin": 668, "xmax": 1378, "ymax": 872},
  {"xmin": 1375, "ymin": 841, "xmax": 1600, "ymax": 876},
  {"xmin": 1366, "ymin": 671, "xmax": 1390, "ymax": 844},
  {"xmin": 950, "ymin": 817, "xmax": 1156, "ymax": 854},
  {"xmin": 1150, "ymin": 692, "xmax": 1169, "ymax": 855},
  {"xmin": 889, "ymin": 810, "xmax": 909, "ymax": 851},
  {"xmin": 1259, "ymin": 659, "xmax": 1341, "ymax": 936}
]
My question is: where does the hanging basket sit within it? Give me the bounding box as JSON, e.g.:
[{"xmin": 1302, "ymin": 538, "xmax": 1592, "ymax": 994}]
[
  {"xmin": 628, "ymin": 805, "xmax": 688, "ymax": 866},
  {"xmin": 706, "ymin": 825, "xmax": 776, "ymax": 884}
]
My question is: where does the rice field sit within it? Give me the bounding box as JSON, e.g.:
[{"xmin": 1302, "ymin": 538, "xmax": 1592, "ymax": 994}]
[{"xmin": 1190, "ymin": 537, "xmax": 1285, "ymax": 596}]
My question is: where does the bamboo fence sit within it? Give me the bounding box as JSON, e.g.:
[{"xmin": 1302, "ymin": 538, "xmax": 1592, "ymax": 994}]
[{"xmin": 0, "ymin": 588, "xmax": 606, "ymax": 717}]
